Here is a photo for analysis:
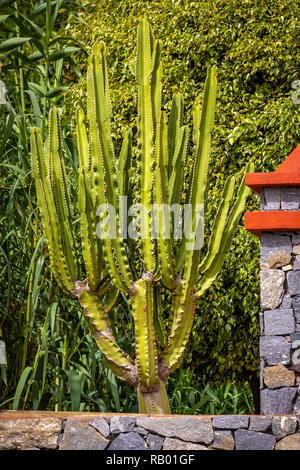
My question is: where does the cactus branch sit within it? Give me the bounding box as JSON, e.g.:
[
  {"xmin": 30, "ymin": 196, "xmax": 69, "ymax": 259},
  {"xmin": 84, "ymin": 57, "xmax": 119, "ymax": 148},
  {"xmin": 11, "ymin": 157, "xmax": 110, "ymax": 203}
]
[
  {"xmin": 136, "ymin": 18, "xmax": 156, "ymax": 273},
  {"xmin": 73, "ymin": 280, "xmax": 137, "ymax": 387},
  {"xmin": 196, "ymin": 162, "xmax": 254, "ymax": 297},
  {"xmin": 130, "ymin": 272, "xmax": 159, "ymax": 388}
]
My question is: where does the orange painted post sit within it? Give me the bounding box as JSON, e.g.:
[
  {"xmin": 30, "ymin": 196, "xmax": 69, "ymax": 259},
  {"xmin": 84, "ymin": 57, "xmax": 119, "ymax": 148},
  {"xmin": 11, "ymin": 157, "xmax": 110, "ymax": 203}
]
[
  {"xmin": 245, "ymin": 145, "xmax": 300, "ymax": 194},
  {"xmin": 245, "ymin": 145, "xmax": 300, "ymax": 415}
]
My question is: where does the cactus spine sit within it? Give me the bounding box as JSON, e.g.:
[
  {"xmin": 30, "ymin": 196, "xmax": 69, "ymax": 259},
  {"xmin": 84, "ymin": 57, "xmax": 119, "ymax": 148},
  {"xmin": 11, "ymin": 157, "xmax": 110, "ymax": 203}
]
[{"xmin": 31, "ymin": 19, "xmax": 253, "ymax": 413}]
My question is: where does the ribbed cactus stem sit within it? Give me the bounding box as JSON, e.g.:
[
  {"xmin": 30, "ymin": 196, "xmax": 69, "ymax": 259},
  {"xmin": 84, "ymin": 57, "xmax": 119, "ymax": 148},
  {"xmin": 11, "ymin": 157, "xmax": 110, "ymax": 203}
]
[
  {"xmin": 137, "ymin": 379, "xmax": 171, "ymax": 414},
  {"xmin": 130, "ymin": 272, "xmax": 159, "ymax": 389},
  {"xmin": 136, "ymin": 19, "xmax": 156, "ymax": 273}
]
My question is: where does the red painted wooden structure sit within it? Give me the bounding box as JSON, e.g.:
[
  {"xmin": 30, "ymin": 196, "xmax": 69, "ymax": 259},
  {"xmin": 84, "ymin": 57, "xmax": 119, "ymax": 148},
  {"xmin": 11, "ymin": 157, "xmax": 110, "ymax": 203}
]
[{"xmin": 245, "ymin": 145, "xmax": 300, "ymax": 237}]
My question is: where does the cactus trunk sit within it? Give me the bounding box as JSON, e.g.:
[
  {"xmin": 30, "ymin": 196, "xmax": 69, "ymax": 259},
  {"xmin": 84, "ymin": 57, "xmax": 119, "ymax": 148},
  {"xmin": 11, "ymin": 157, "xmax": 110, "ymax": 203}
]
[{"xmin": 137, "ymin": 380, "xmax": 171, "ymax": 414}]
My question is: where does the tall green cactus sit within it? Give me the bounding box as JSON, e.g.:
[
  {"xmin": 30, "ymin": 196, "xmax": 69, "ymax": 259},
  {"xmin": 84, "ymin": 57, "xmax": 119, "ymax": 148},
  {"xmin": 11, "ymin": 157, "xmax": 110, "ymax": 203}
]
[{"xmin": 30, "ymin": 19, "xmax": 254, "ymax": 414}]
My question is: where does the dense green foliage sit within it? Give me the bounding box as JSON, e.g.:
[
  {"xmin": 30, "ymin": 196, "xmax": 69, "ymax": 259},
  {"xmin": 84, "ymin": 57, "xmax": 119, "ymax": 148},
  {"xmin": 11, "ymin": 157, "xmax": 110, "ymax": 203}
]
[
  {"xmin": 0, "ymin": 0, "xmax": 298, "ymax": 412},
  {"xmin": 65, "ymin": 0, "xmax": 299, "ymax": 387}
]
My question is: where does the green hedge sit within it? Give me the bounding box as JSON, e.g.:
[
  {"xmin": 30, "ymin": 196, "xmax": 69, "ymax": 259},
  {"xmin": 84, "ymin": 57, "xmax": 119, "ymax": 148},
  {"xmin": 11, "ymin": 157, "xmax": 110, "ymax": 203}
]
[{"xmin": 64, "ymin": 0, "xmax": 300, "ymax": 387}]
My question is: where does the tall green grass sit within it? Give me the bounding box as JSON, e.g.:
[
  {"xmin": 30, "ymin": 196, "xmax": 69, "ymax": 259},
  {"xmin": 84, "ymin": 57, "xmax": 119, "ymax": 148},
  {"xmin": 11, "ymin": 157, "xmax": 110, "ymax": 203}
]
[
  {"xmin": 167, "ymin": 369, "xmax": 254, "ymax": 415},
  {"xmin": 0, "ymin": 0, "xmax": 88, "ymax": 411}
]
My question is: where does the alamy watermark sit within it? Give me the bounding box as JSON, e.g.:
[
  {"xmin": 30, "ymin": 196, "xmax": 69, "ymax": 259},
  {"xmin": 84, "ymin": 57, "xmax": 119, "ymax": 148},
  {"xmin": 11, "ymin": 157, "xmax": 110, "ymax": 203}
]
[{"xmin": 95, "ymin": 196, "xmax": 204, "ymax": 250}]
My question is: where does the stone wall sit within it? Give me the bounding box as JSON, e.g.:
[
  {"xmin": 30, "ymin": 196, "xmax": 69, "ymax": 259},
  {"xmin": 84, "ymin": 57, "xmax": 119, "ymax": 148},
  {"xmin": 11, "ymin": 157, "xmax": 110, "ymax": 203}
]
[
  {"xmin": 1, "ymin": 412, "xmax": 300, "ymax": 450},
  {"xmin": 260, "ymin": 187, "xmax": 300, "ymax": 414},
  {"xmin": 260, "ymin": 187, "xmax": 300, "ymax": 212}
]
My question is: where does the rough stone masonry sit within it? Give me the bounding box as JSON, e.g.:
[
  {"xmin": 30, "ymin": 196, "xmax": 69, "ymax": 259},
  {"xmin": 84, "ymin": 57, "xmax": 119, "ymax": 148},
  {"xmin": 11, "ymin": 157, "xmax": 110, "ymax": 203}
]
[
  {"xmin": 1, "ymin": 413, "xmax": 300, "ymax": 450},
  {"xmin": 260, "ymin": 187, "xmax": 300, "ymax": 414}
]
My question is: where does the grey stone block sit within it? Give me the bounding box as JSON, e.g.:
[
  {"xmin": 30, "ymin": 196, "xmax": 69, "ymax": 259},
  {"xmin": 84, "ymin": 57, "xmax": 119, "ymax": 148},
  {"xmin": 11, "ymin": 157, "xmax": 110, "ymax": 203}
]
[
  {"xmin": 294, "ymin": 256, "xmax": 300, "ymax": 270},
  {"xmin": 212, "ymin": 415, "xmax": 249, "ymax": 430},
  {"xmin": 136, "ymin": 417, "xmax": 213, "ymax": 444},
  {"xmin": 249, "ymin": 415, "xmax": 272, "ymax": 432},
  {"xmin": 292, "ymin": 233, "xmax": 300, "ymax": 245},
  {"xmin": 263, "ymin": 309, "xmax": 295, "ymax": 335},
  {"xmin": 281, "ymin": 296, "xmax": 292, "ymax": 309},
  {"xmin": 263, "ymin": 187, "xmax": 281, "ymax": 210},
  {"xmin": 260, "ymin": 233, "xmax": 291, "ymax": 248},
  {"xmin": 110, "ymin": 416, "xmax": 136, "ymax": 434},
  {"xmin": 260, "ymin": 233, "xmax": 292, "ymax": 269},
  {"xmin": 281, "ymin": 187, "xmax": 300, "ymax": 210},
  {"xmin": 292, "ymin": 296, "xmax": 300, "ymax": 322},
  {"xmin": 291, "ymin": 332, "xmax": 300, "ymax": 341},
  {"xmin": 108, "ymin": 432, "xmax": 146, "ymax": 450},
  {"xmin": 260, "ymin": 269, "xmax": 285, "ymax": 310},
  {"xmin": 59, "ymin": 419, "xmax": 109, "ymax": 450},
  {"xmin": 293, "ymin": 396, "xmax": 300, "ymax": 414},
  {"xmin": 89, "ymin": 417, "xmax": 110, "ymax": 438},
  {"xmin": 235, "ymin": 429, "xmax": 276, "ymax": 450},
  {"xmin": 287, "ymin": 271, "xmax": 300, "ymax": 296},
  {"xmin": 260, "ymin": 387, "xmax": 297, "ymax": 414},
  {"xmin": 260, "ymin": 336, "xmax": 291, "ymax": 365},
  {"xmin": 146, "ymin": 434, "xmax": 164, "ymax": 450},
  {"xmin": 272, "ymin": 416, "xmax": 297, "ymax": 439},
  {"xmin": 133, "ymin": 426, "xmax": 148, "ymax": 436},
  {"xmin": 291, "ymin": 332, "xmax": 300, "ymax": 348},
  {"xmin": 163, "ymin": 438, "xmax": 208, "ymax": 451}
]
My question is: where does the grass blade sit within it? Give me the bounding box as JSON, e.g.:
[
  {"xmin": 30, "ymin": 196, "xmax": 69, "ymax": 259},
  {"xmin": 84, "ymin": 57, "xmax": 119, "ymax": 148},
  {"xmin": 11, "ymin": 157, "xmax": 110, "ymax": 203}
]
[{"xmin": 12, "ymin": 366, "xmax": 32, "ymax": 410}]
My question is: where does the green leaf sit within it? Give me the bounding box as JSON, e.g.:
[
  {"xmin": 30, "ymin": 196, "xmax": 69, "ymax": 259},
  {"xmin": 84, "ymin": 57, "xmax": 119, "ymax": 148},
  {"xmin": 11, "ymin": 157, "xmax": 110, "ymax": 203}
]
[
  {"xmin": 46, "ymin": 86, "xmax": 68, "ymax": 98},
  {"xmin": 26, "ymin": 90, "xmax": 42, "ymax": 128},
  {"xmin": 12, "ymin": 367, "xmax": 32, "ymax": 410},
  {"xmin": 27, "ymin": 51, "xmax": 44, "ymax": 61},
  {"xmin": 0, "ymin": 37, "xmax": 31, "ymax": 53},
  {"xmin": 0, "ymin": 15, "xmax": 9, "ymax": 23},
  {"xmin": 48, "ymin": 46, "xmax": 79, "ymax": 62},
  {"xmin": 49, "ymin": 302, "xmax": 58, "ymax": 338},
  {"xmin": 20, "ymin": 15, "xmax": 44, "ymax": 37},
  {"xmin": 107, "ymin": 368, "xmax": 120, "ymax": 412},
  {"xmin": 29, "ymin": 1, "xmax": 58, "ymax": 19},
  {"xmin": 28, "ymin": 82, "xmax": 46, "ymax": 98},
  {"xmin": 205, "ymin": 386, "xmax": 221, "ymax": 404},
  {"xmin": 10, "ymin": 14, "xmax": 44, "ymax": 39}
]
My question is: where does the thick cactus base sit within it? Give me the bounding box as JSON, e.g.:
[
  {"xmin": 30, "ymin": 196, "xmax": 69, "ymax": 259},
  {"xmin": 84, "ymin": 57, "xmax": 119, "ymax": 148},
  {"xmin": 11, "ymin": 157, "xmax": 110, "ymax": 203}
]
[{"xmin": 137, "ymin": 380, "xmax": 171, "ymax": 414}]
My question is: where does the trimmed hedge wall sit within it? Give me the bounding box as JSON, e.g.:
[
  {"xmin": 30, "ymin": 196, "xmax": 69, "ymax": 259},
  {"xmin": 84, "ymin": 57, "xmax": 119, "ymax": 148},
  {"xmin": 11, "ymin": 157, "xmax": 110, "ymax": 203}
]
[{"xmin": 65, "ymin": 0, "xmax": 300, "ymax": 387}]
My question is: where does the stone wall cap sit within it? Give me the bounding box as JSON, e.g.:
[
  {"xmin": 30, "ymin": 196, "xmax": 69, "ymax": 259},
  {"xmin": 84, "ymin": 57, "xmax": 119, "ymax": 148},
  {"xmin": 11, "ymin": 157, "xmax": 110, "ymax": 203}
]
[
  {"xmin": 246, "ymin": 172, "xmax": 300, "ymax": 194},
  {"xmin": 245, "ymin": 211, "xmax": 300, "ymax": 237},
  {"xmin": 245, "ymin": 145, "xmax": 300, "ymax": 194}
]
